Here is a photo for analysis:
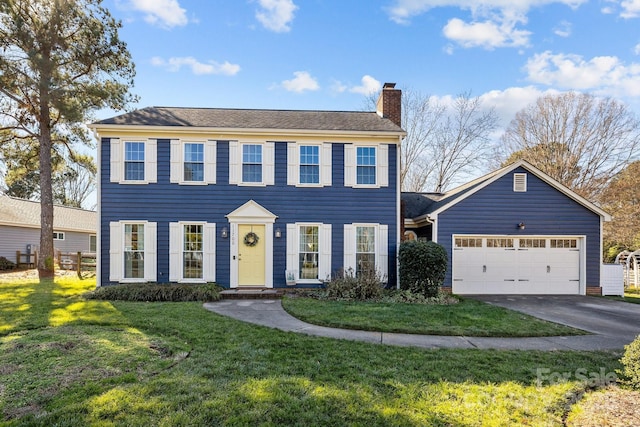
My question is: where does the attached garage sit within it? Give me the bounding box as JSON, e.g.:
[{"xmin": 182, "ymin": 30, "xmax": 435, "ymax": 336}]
[
  {"xmin": 402, "ymin": 160, "xmax": 611, "ymax": 296},
  {"xmin": 452, "ymin": 235, "xmax": 582, "ymax": 294}
]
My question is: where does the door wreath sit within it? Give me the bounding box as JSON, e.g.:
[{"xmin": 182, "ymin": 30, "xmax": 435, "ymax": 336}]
[{"xmin": 243, "ymin": 231, "xmax": 259, "ymax": 247}]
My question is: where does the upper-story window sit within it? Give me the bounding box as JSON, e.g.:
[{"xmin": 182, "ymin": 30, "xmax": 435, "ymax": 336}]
[
  {"xmin": 300, "ymin": 146, "xmax": 319, "ymax": 184},
  {"xmin": 170, "ymin": 140, "xmax": 216, "ymax": 185},
  {"xmin": 229, "ymin": 141, "xmax": 274, "ymax": 186},
  {"xmin": 184, "ymin": 143, "xmax": 204, "ymax": 182},
  {"xmin": 110, "ymin": 138, "xmax": 157, "ymax": 184},
  {"xmin": 242, "ymin": 144, "xmax": 262, "ymax": 183},
  {"xmin": 287, "ymin": 142, "xmax": 332, "ymax": 187},
  {"xmin": 344, "ymin": 144, "xmax": 388, "ymax": 188},
  {"xmin": 356, "ymin": 147, "xmax": 376, "ymax": 185},
  {"xmin": 125, "ymin": 142, "xmax": 145, "ymax": 181}
]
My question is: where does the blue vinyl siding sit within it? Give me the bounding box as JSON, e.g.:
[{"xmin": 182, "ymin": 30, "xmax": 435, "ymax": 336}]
[
  {"xmin": 100, "ymin": 138, "xmax": 398, "ymax": 287},
  {"xmin": 436, "ymin": 167, "xmax": 602, "ymax": 289}
]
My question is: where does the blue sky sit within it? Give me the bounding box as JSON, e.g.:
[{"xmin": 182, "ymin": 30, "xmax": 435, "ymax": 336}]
[{"xmin": 100, "ymin": 0, "xmax": 640, "ymax": 130}]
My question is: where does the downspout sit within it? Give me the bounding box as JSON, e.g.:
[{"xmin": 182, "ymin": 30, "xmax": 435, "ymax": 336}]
[
  {"xmin": 396, "ymin": 138, "xmax": 401, "ymax": 289},
  {"xmin": 426, "ymin": 214, "xmax": 437, "ymax": 243}
]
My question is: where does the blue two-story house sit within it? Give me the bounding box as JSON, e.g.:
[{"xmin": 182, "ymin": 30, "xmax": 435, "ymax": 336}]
[{"xmin": 90, "ymin": 83, "xmax": 405, "ymax": 288}]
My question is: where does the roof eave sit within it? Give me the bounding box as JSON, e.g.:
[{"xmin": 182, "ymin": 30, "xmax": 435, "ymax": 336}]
[{"xmin": 88, "ymin": 123, "xmax": 406, "ymax": 140}]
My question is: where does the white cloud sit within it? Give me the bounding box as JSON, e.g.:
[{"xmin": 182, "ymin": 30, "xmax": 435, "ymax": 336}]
[
  {"xmin": 479, "ymin": 86, "xmax": 556, "ymax": 127},
  {"xmin": 349, "ymin": 75, "xmax": 382, "ymax": 95},
  {"xmin": 127, "ymin": 0, "xmax": 188, "ymax": 28},
  {"xmin": 443, "ymin": 17, "xmax": 531, "ymax": 49},
  {"xmin": 255, "ymin": 0, "xmax": 298, "ymax": 32},
  {"xmin": 281, "ymin": 71, "xmax": 319, "ymax": 93},
  {"xmin": 635, "ymin": 43, "xmax": 640, "ymax": 55},
  {"xmin": 553, "ymin": 20, "xmax": 572, "ymax": 37},
  {"xmin": 151, "ymin": 57, "xmax": 240, "ymax": 76},
  {"xmin": 524, "ymin": 51, "xmax": 640, "ymax": 96},
  {"xmin": 385, "ymin": 0, "xmax": 587, "ymax": 49},
  {"xmin": 621, "ymin": 0, "xmax": 640, "ymax": 18}
]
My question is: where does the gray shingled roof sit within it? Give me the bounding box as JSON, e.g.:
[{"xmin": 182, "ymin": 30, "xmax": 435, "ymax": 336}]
[
  {"xmin": 0, "ymin": 195, "xmax": 96, "ymax": 233},
  {"xmin": 93, "ymin": 107, "xmax": 405, "ymax": 133}
]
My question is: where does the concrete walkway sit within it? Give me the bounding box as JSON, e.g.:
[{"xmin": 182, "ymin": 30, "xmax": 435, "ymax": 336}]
[{"xmin": 203, "ymin": 299, "xmax": 635, "ymax": 351}]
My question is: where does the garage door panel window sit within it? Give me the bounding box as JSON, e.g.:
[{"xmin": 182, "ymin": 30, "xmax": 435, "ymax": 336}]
[
  {"xmin": 455, "ymin": 238, "xmax": 482, "ymax": 248},
  {"xmin": 550, "ymin": 239, "xmax": 577, "ymax": 248},
  {"xmin": 487, "ymin": 238, "xmax": 514, "ymax": 248},
  {"xmin": 519, "ymin": 239, "xmax": 546, "ymax": 248}
]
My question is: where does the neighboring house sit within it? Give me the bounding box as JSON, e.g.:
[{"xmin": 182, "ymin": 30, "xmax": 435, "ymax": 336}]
[
  {"xmin": 402, "ymin": 160, "xmax": 611, "ymax": 295},
  {"xmin": 0, "ymin": 194, "xmax": 97, "ymax": 264},
  {"xmin": 89, "ymin": 83, "xmax": 405, "ymax": 288}
]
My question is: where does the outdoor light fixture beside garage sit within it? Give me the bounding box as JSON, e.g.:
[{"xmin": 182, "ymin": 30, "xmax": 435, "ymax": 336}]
[{"xmin": 221, "ymin": 227, "xmax": 228, "ymax": 238}]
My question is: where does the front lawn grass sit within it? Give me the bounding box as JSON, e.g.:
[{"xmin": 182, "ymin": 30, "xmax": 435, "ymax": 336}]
[
  {"xmin": 282, "ymin": 296, "xmax": 587, "ymax": 337},
  {"xmin": 605, "ymin": 289, "xmax": 640, "ymax": 304},
  {"xmin": 0, "ymin": 276, "xmax": 622, "ymax": 426}
]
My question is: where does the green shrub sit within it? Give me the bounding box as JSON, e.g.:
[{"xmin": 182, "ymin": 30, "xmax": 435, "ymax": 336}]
[
  {"xmin": 380, "ymin": 289, "xmax": 459, "ymax": 305},
  {"xmin": 398, "ymin": 240, "xmax": 448, "ymax": 298},
  {"xmin": 0, "ymin": 256, "xmax": 16, "ymax": 270},
  {"xmin": 325, "ymin": 268, "xmax": 384, "ymax": 301},
  {"xmin": 619, "ymin": 334, "xmax": 640, "ymax": 390},
  {"xmin": 85, "ymin": 283, "xmax": 221, "ymax": 302}
]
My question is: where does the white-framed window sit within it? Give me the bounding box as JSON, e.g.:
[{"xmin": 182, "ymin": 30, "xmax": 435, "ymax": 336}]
[
  {"xmin": 109, "ymin": 221, "xmax": 157, "ymax": 283},
  {"xmin": 169, "ymin": 222, "xmax": 216, "ymax": 282},
  {"xmin": 90, "ymin": 235, "xmax": 97, "ymax": 252},
  {"xmin": 228, "ymin": 141, "xmax": 274, "ymax": 186},
  {"xmin": 343, "ymin": 223, "xmax": 388, "ymax": 279},
  {"xmin": 287, "ymin": 143, "xmax": 332, "ymax": 187},
  {"xmin": 514, "ymin": 173, "xmax": 527, "ymax": 192},
  {"xmin": 344, "ymin": 144, "xmax": 388, "ymax": 188},
  {"xmin": 53, "ymin": 231, "xmax": 65, "ymax": 241},
  {"xmin": 286, "ymin": 223, "xmax": 332, "ymax": 283},
  {"xmin": 170, "ymin": 140, "xmax": 216, "ymax": 184},
  {"xmin": 110, "ymin": 138, "xmax": 157, "ymax": 184}
]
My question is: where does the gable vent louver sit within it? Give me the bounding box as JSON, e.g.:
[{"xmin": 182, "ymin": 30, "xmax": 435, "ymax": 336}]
[{"xmin": 513, "ymin": 173, "xmax": 527, "ymax": 192}]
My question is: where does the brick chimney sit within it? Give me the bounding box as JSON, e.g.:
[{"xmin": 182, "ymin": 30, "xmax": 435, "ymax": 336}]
[{"xmin": 376, "ymin": 82, "xmax": 402, "ymax": 128}]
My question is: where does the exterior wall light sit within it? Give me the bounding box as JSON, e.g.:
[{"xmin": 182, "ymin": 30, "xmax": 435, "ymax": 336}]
[
  {"xmin": 275, "ymin": 228, "xmax": 282, "ymax": 238},
  {"xmin": 221, "ymin": 227, "xmax": 228, "ymax": 238},
  {"xmin": 518, "ymin": 222, "xmax": 525, "ymax": 230}
]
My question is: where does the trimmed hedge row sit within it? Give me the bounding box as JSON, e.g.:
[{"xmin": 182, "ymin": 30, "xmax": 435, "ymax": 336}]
[{"xmin": 85, "ymin": 283, "xmax": 221, "ymax": 302}]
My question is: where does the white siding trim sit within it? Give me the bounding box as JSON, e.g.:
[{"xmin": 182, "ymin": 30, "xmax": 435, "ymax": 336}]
[
  {"xmin": 204, "ymin": 223, "xmax": 216, "ymax": 282},
  {"xmin": 109, "ymin": 222, "xmax": 122, "ymax": 281},
  {"xmin": 145, "ymin": 139, "xmax": 157, "ymax": 184},
  {"xmin": 169, "ymin": 222, "xmax": 181, "ymax": 282},
  {"xmin": 109, "ymin": 139, "xmax": 121, "ymax": 183}
]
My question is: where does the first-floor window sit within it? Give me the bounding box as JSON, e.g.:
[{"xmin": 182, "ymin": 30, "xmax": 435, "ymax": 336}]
[
  {"xmin": 124, "ymin": 224, "xmax": 144, "ymax": 279},
  {"xmin": 169, "ymin": 222, "xmax": 215, "ymax": 282},
  {"xmin": 183, "ymin": 224, "xmax": 203, "ymax": 279},
  {"xmin": 356, "ymin": 226, "xmax": 376, "ymax": 276},
  {"xmin": 53, "ymin": 231, "xmax": 65, "ymax": 240},
  {"xmin": 90, "ymin": 235, "xmax": 97, "ymax": 252},
  {"xmin": 344, "ymin": 223, "xmax": 388, "ymax": 281},
  {"xmin": 299, "ymin": 225, "xmax": 319, "ymax": 280}
]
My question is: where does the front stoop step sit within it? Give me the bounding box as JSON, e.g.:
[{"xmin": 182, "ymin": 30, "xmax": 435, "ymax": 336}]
[{"xmin": 220, "ymin": 287, "xmax": 285, "ymax": 300}]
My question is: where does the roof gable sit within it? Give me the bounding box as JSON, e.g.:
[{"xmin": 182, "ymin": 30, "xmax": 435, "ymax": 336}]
[{"xmin": 406, "ymin": 160, "xmax": 611, "ymax": 221}]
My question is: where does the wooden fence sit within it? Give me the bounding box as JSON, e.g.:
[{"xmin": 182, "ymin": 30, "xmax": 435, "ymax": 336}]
[
  {"xmin": 15, "ymin": 251, "xmax": 37, "ymax": 268},
  {"xmin": 57, "ymin": 251, "xmax": 97, "ymax": 275}
]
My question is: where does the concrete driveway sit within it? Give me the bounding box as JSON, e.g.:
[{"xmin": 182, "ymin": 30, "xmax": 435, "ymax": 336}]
[{"xmin": 469, "ymin": 295, "xmax": 640, "ymax": 347}]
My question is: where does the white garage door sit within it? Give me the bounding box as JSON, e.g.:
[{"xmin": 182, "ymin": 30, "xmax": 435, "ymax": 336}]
[{"xmin": 452, "ymin": 236, "xmax": 581, "ymax": 294}]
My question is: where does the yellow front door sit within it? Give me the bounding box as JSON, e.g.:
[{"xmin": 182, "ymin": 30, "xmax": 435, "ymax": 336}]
[{"xmin": 238, "ymin": 224, "xmax": 266, "ymax": 286}]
